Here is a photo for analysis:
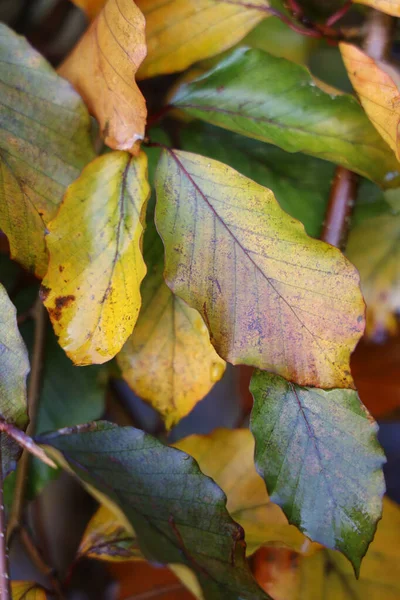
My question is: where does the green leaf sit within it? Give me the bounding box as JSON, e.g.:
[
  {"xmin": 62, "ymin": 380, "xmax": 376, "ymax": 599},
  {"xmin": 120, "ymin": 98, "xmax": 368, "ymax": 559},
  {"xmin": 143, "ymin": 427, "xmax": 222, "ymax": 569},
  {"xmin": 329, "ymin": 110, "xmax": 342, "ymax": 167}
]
[
  {"xmin": 0, "ymin": 283, "xmax": 29, "ymax": 476},
  {"xmin": 249, "ymin": 370, "xmax": 386, "ymax": 574},
  {"xmin": 40, "ymin": 421, "xmax": 271, "ymax": 600},
  {"xmin": 170, "ymin": 48, "xmax": 400, "ymax": 188},
  {"xmin": 0, "ymin": 24, "xmax": 95, "ymax": 277},
  {"xmin": 180, "ymin": 122, "xmax": 334, "ymax": 237},
  {"xmin": 155, "ymin": 149, "xmax": 364, "ymax": 388}
]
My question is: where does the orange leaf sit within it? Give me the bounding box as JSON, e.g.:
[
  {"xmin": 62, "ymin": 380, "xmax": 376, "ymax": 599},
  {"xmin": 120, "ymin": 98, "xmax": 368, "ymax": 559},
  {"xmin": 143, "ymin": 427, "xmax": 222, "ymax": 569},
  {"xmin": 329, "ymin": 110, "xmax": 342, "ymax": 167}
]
[
  {"xmin": 353, "ymin": 0, "xmax": 400, "ymax": 16},
  {"xmin": 340, "ymin": 43, "xmax": 400, "ymax": 161},
  {"xmin": 59, "ymin": 0, "xmax": 147, "ymax": 155}
]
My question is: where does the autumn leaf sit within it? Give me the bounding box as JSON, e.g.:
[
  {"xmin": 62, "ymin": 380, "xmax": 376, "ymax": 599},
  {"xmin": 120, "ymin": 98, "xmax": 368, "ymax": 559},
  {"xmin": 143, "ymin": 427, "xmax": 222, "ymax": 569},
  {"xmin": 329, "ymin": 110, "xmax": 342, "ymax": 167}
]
[
  {"xmin": 135, "ymin": 0, "xmax": 269, "ymax": 79},
  {"xmin": 59, "ymin": 0, "xmax": 147, "ymax": 155},
  {"xmin": 78, "ymin": 504, "xmax": 141, "ymax": 561},
  {"xmin": 41, "ymin": 151, "xmax": 149, "ymax": 365},
  {"xmin": 0, "ymin": 284, "xmax": 29, "ymax": 476},
  {"xmin": 11, "ymin": 581, "xmax": 48, "ymax": 599},
  {"xmin": 175, "ymin": 429, "xmax": 316, "ymax": 557},
  {"xmin": 352, "ymin": 0, "xmax": 400, "ymax": 16},
  {"xmin": 155, "ymin": 149, "xmax": 364, "ymax": 389},
  {"xmin": 250, "ymin": 371, "xmax": 386, "ymax": 574},
  {"xmin": 39, "ymin": 422, "xmax": 271, "ymax": 599},
  {"xmin": 180, "ymin": 122, "xmax": 334, "ymax": 237},
  {"xmin": 117, "ymin": 221, "xmax": 225, "ymax": 429},
  {"xmin": 0, "ymin": 24, "xmax": 94, "ymax": 277},
  {"xmin": 347, "ymin": 212, "xmax": 400, "ymax": 338},
  {"xmin": 254, "ymin": 498, "xmax": 400, "ymax": 600},
  {"xmin": 340, "ymin": 43, "xmax": 400, "ymax": 162},
  {"xmin": 169, "ymin": 48, "xmax": 400, "ymax": 187}
]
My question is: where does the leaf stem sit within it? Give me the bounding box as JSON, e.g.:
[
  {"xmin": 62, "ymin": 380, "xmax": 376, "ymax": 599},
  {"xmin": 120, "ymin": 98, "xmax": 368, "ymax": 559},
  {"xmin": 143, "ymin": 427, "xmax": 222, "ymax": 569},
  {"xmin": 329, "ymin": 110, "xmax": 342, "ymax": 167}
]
[
  {"xmin": 7, "ymin": 297, "xmax": 47, "ymax": 543},
  {"xmin": 0, "ymin": 437, "xmax": 11, "ymax": 600}
]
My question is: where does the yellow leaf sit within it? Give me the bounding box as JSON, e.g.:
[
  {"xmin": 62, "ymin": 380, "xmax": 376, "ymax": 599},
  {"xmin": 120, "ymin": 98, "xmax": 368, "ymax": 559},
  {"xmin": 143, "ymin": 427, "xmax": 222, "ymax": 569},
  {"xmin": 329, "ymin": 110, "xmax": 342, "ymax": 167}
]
[
  {"xmin": 353, "ymin": 0, "xmax": 400, "ymax": 16},
  {"xmin": 78, "ymin": 504, "xmax": 142, "ymax": 561},
  {"xmin": 136, "ymin": 0, "xmax": 269, "ymax": 80},
  {"xmin": 41, "ymin": 151, "xmax": 149, "ymax": 365},
  {"xmin": 59, "ymin": 0, "xmax": 147, "ymax": 155},
  {"xmin": 340, "ymin": 43, "xmax": 400, "ymax": 162},
  {"xmin": 175, "ymin": 429, "xmax": 317, "ymax": 556},
  {"xmin": 347, "ymin": 213, "xmax": 400, "ymax": 338},
  {"xmin": 256, "ymin": 497, "xmax": 400, "ymax": 599},
  {"xmin": 155, "ymin": 150, "xmax": 365, "ymax": 388},
  {"xmin": 117, "ymin": 223, "xmax": 226, "ymax": 430},
  {"xmin": 12, "ymin": 581, "xmax": 48, "ymax": 599}
]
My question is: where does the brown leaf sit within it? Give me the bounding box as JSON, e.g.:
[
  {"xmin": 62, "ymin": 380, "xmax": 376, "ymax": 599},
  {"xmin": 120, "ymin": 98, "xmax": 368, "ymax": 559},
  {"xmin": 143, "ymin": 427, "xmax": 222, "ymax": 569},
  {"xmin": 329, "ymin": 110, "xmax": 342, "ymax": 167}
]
[{"xmin": 59, "ymin": 0, "xmax": 147, "ymax": 155}]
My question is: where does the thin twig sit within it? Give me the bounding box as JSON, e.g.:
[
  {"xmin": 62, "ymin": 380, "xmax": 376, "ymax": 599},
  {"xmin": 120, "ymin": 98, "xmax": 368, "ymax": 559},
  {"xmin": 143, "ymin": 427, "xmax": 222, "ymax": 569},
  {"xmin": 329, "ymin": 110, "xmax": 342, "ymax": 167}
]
[
  {"xmin": 0, "ymin": 437, "xmax": 11, "ymax": 600},
  {"xmin": 19, "ymin": 527, "xmax": 64, "ymax": 599},
  {"xmin": 0, "ymin": 421, "xmax": 56, "ymax": 469},
  {"xmin": 7, "ymin": 297, "xmax": 47, "ymax": 543}
]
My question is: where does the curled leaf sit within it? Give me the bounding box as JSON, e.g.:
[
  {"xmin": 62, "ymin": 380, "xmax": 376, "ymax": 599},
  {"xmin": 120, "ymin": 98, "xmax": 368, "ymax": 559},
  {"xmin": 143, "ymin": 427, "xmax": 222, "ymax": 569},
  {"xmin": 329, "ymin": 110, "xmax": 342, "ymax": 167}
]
[
  {"xmin": 59, "ymin": 0, "xmax": 147, "ymax": 154},
  {"xmin": 340, "ymin": 43, "xmax": 400, "ymax": 162},
  {"xmin": 11, "ymin": 581, "xmax": 48, "ymax": 599},
  {"xmin": 155, "ymin": 149, "xmax": 365, "ymax": 388},
  {"xmin": 41, "ymin": 151, "xmax": 149, "ymax": 365}
]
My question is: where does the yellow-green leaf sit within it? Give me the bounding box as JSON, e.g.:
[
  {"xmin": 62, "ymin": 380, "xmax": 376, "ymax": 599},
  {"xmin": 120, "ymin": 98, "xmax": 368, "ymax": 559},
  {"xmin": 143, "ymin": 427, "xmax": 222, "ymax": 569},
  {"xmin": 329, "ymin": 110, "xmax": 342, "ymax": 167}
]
[
  {"xmin": 353, "ymin": 0, "xmax": 400, "ymax": 16},
  {"xmin": 258, "ymin": 497, "xmax": 400, "ymax": 600},
  {"xmin": 41, "ymin": 151, "xmax": 149, "ymax": 365},
  {"xmin": 0, "ymin": 283, "xmax": 29, "ymax": 476},
  {"xmin": 136, "ymin": 0, "xmax": 270, "ymax": 80},
  {"xmin": 347, "ymin": 212, "xmax": 400, "ymax": 338},
  {"xmin": 0, "ymin": 24, "xmax": 94, "ymax": 277},
  {"xmin": 155, "ymin": 150, "xmax": 365, "ymax": 388},
  {"xmin": 12, "ymin": 581, "xmax": 48, "ymax": 599},
  {"xmin": 175, "ymin": 429, "xmax": 317, "ymax": 557},
  {"xmin": 59, "ymin": 0, "xmax": 147, "ymax": 155},
  {"xmin": 340, "ymin": 43, "xmax": 400, "ymax": 161},
  {"xmin": 78, "ymin": 504, "xmax": 141, "ymax": 561},
  {"xmin": 117, "ymin": 223, "xmax": 225, "ymax": 429}
]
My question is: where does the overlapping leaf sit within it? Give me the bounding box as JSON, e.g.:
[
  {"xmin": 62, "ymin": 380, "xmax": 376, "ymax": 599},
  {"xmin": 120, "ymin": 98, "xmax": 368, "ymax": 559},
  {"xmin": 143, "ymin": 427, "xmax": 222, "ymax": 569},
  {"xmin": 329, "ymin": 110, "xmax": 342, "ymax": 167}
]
[
  {"xmin": 176, "ymin": 429, "xmax": 315, "ymax": 557},
  {"xmin": 0, "ymin": 284, "xmax": 29, "ymax": 476},
  {"xmin": 59, "ymin": 0, "xmax": 147, "ymax": 154},
  {"xmin": 0, "ymin": 24, "xmax": 94, "ymax": 277},
  {"xmin": 255, "ymin": 498, "xmax": 400, "ymax": 600},
  {"xmin": 117, "ymin": 221, "xmax": 225, "ymax": 429},
  {"xmin": 41, "ymin": 151, "xmax": 149, "ymax": 365},
  {"xmin": 11, "ymin": 581, "xmax": 48, "ymax": 599},
  {"xmin": 341, "ymin": 43, "xmax": 400, "ymax": 162},
  {"xmin": 40, "ymin": 422, "xmax": 271, "ymax": 599},
  {"xmin": 78, "ymin": 504, "xmax": 141, "ymax": 561},
  {"xmin": 347, "ymin": 212, "xmax": 400, "ymax": 338},
  {"xmin": 170, "ymin": 48, "xmax": 400, "ymax": 187},
  {"xmin": 250, "ymin": 371, "xmax": 386, "ymax": 574},
  {"xmin": 180, "ymin": 123, "xmax": 334, "ymax": 237},
  {"xmin": 353, "ymin": 0, "xmax": 400, "ymax": 16},
  {"xmin": 136, "ymin": 0, "xmax": 270, "ymax": 80},
  {"xmin": 155, "ymin": 149, "xmax": 364, "ymax": 388}
]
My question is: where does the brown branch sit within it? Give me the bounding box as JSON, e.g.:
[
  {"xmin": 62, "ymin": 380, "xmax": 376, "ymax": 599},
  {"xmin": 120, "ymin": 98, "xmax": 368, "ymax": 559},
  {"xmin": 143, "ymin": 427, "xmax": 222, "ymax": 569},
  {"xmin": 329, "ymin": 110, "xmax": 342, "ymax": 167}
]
[
  {"xmin": 19, "ymin": 527, "xmax": 64, "ymax": 599},
  {"xmin": 7, "ymin": 297, "xmax": 47, "ymax": 543},
  {"xmin": 0, "ymin": 437, "xmax": 11, "ymax": 600},
  {"xmin": 320, "ymin": 167, "xmax": 358, "ymax": 249}
]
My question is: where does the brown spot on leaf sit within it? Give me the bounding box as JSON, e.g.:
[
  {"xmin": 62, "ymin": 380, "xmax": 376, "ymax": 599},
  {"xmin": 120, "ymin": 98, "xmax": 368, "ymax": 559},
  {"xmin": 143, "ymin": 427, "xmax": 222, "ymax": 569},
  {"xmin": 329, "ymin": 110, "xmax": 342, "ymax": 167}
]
[
  {"xmin": 59, "ymin": 265, "xmax": 64, "ymax": 273},
  {"xmin": 49, "ymin": 295, "xmax": 75, "ymax": 321}
]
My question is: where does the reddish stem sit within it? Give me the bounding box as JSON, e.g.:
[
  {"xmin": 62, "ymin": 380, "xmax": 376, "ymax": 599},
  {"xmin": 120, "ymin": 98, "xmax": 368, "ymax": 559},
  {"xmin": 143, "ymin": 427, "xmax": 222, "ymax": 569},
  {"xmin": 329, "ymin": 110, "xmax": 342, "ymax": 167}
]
[
  {"xmin": 321, "ymin": 167, "xmax": 358, "ymax": 249},
  {"xmin": 325, "ymin": 1, "xmax": 352, "ymax": 27},
  {"xmin": 146, "ymin": 105, "xmax": 173, "ymax": 131}
]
